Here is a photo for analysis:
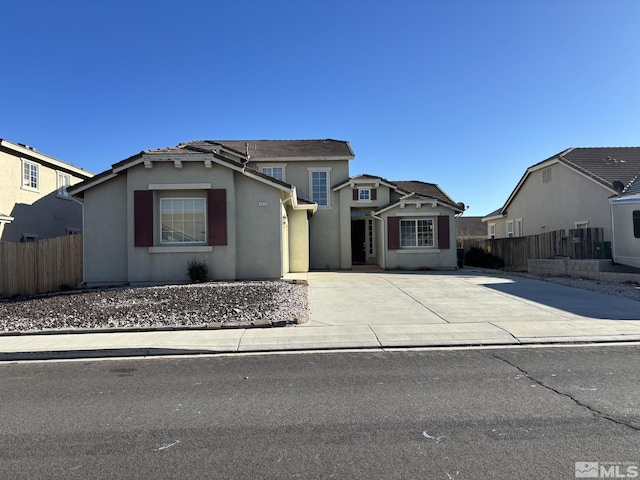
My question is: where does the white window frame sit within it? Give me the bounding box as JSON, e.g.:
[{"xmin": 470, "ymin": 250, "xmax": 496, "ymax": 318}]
[
  {"xmin": 259, "ymin": 164, "xmax": 286, "ymax": 182},
  {"xmin": 308, "ymin": 168, "xmax": 332, "ymax": 208},
  {"xmin": 515, "ymin": 218, "xmax": 523, "ymax": 237},
  {"xmin": 160, "ymin": 197, "xmax": 207, "ymax": 245},
  {"xmin": 21, "ymin": 158, "xmax": 39, "ymax": 191},
  {"xmin": 358, "ymin": 188, "xmax": 371, "ymax": 202},
  {"xmin": 489, "ymin": 223, "xmax": 496, "ymax": 239},
  {"xmin": 400, "ymin": 218, "xmax": 435, "ymax": 248},
  {"xmin": 57, "ymin": 171, "xmax": 71, "ymax": 198},
  {"xmin": 574, "ymin": 221, "xmax": 589, "ymax": 229},
  {"xmin": 506, "ymin": 220, "xmax": 514, "ymax": 238}
]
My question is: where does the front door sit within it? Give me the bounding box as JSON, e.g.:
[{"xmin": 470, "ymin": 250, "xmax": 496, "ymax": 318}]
[{"xmin": 351, "ymin": 219, "xmax": 366, "ymax": 263}]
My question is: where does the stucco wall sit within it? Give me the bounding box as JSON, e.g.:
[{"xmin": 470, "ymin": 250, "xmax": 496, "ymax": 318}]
[
  {"xmin": 0, "ymin": 149, "xmax": 87, "ymax": 242},
  {"xmin": 381, "ymin": 204, "xmax": 458, "ymax": 270},
  {"xmin": 493, "ymin": 162, "xmax": 615, "ymax": 241},
  {"xmin": 83, "ymin": 174, "xmax": 128, "ymax": 284},
  {"xmin": 234, "ymin": 172, "xmax": 283, "ymax": 279},
  {"xmin": 288, "ymin": 208, "xmax": 310, "ymax": 273},
  {"xmin": 611, "ymin": 197, "xmax": 640, "ymax": 269}
]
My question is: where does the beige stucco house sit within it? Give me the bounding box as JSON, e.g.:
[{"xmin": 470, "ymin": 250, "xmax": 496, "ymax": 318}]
[
  {"xmin": 69, "ymin": 140, "xmax": 463, "ymax": 286},
  {"xmin": 0, "ymin": 138, "xmax": 93, "ymax": 242},
  {"xmin": 483, "ymin": 147, "xmax": 640, "ymax": 242}
]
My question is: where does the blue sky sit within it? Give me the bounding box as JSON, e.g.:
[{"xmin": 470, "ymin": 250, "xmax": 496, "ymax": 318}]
[{"xmin": 2, "ymin": 1, "xmax": 640, "ymax": 216}]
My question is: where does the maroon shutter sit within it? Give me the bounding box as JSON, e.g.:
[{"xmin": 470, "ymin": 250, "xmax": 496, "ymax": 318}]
[
  {"xmin": 438, "ymin": 215, "xmax": 450, "ymax": 250},
  {"xmin": 353, "ymin": 188, "xmax": 358, "ymax": 201},
  {"xmin": 208, "ymin": 189, "xmax": 227, "ymax": 246},
  {"xmin": 134, "ymin": 190, "xmax": 153, "ymax": 247},
  {"xmin": 388, "ymin": 216, "xmax": 400, "ymax": 250},
  {"xmin": 371, "ymin": 188, "xmax": 377, "ymax": 200}
]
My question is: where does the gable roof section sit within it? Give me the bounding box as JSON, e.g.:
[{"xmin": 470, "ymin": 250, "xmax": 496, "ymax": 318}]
[
  {"xmin": 376, "ymin": 180, "xmax": 463, "ymax": 214},
  {"xmin": 181, "ymin": 139, "xmax": 355, "ymax": 161},
  {"xmin": 68, "ymin": 143, "xmax": 295, "ymax": 197},
  {"xmin": 332, "ymin": 173, "xmax": 397, "ymax": 191},
  {"xmin": 484, "ymin": 147, "xmax": 640, "ymax": 220}
]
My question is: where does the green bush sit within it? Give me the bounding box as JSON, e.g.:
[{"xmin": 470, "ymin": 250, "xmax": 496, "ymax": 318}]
[
  {"xmin": 187, "ymin": 259, "xmax": 209, "ymax": 283},
  {"xmin": 464, "ymin": 247, "xmax": 505, "ymax": 269}
]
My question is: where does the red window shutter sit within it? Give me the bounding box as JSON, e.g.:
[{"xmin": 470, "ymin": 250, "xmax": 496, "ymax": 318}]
[
  {"xmin": 388, "ymin": 216, "xmax": 400, "ymax": 250},
  {"xmin": 371, "ymin": 188, "xmax": 377, "ymax": 200},
  {"xmin": 438, "ymin": 215, "xmax": 450, "ymax": 250},
  {"xmin": 353, "ymin": 188, "xmax": 359, "ymax": 201},
  {"xmin": 134, "ymin": 190, "xmax": 153, "ymax": 247},
  {"xmin": 208, "ymin": 189, "xmax": 227, "ymax": 246}
]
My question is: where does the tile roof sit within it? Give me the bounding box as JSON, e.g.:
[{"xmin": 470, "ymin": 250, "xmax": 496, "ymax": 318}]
[
  {"xmin": 393, "ymin": 180, "xmax": 460, "ymax": 209},
  {"xmin": 457, "ymin": 217, "xmax": 487, "ymax": 236},
  {"xmin": 177, "ymin": 139, "xmax": 355, "ymax": 159},
  {"xmin": 484, "ymin": 146, "xmax": 640, "ymax": 219},
  {"xmin": 624, "ymin": 175, "xmax": 640, "ymax": 195},
  {"xmin": 539, "ymin": 147, "xmax": 640, "ymax": 191}
]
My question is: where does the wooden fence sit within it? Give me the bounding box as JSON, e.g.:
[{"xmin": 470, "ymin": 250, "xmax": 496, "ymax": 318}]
[
  {"xmin": 460, "ymin": 228, "xmax": 605, "ymax": 270},
  {"xmin": 0, "ymin": 234, "xmax": 83, "ymax": 297}
]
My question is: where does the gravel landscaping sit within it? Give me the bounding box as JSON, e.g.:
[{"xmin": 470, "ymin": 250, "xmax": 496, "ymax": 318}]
[
  {"xmin": 0, "ymin": 281, "xmax": 309, "ymax": 333},
  {"xmin": 0, "ymin": 272, "xmax": 638, "ymax": 334}
]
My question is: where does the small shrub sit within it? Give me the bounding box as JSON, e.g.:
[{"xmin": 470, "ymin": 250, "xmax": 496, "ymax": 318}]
[
  {"xmin": 187, "ymin": 259, "xmax": 209, "ymax": 283},
  {"xmin": 464, "ymin": 247, "xmax": 505, "ymax": 269}
]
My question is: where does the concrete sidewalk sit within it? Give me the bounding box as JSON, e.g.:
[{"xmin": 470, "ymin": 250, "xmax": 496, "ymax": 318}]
[{"xmin": 1, "ymin": 269, "xmax": 639, "ymax": 360}]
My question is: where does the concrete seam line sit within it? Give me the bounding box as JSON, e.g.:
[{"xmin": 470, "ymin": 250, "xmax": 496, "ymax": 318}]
[
  {"xmin": 368, "ymin": 325, "xmax": 384, "ymax": 349},
  {"xmin": 379, "ymin": 276, "xmax": 449, "ymax": 323},
  {"xmin": 488, "ymin": 322, "xmax": 521, "ymax": 344}
]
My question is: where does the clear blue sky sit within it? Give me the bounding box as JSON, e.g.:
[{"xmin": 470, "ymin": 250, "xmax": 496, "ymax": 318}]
[{"xmin": 2, "ymin": 1, "xmax": 640, "ymax": 216}]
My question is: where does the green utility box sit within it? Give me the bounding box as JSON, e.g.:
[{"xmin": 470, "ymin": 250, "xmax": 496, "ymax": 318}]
[{"xmin": 595, "ymin": 241, "xmax": 612, "ymax": 259}]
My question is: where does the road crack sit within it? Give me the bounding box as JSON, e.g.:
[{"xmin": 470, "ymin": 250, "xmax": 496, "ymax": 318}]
[{"xmin": 488, "ymin": 353, "xmax": 640, "ymax": 432}]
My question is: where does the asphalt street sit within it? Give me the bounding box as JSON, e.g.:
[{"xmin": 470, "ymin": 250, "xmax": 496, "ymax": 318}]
[{"xmin": 1, "ymin": 346, "xmax": 639, "ymax": 479}]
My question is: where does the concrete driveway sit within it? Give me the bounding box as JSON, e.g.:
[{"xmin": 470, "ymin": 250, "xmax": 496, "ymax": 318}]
[{"xmin": 295, "ymin": 269, "xmax": 640, "ymax": 347}]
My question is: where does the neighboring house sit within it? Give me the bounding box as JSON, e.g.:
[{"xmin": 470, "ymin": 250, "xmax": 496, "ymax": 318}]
[
  {"xmin": 0, "ymin": 138, "xmax": 93, "ymax": 242},
  {"xmin": 456, "ymin": 216, "xmax": 486, "ymax": 247},
  {"xmin": 68, "ymin": 140, "xmax": 463, "ymax": 286},
  {"xmin": 482, "ymin": 147, "xmax": 640, "ymax": 242},
  {"xmin": 610, "ymin": 175, "xmax": 640, "ymax": 269}
]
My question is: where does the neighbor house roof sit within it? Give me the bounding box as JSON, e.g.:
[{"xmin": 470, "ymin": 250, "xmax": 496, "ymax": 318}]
[
  {"xmin": 1, "ymin": 138, "xmax": 93, "ymax": 179},
  {"xmin": 457, "ymin": 217, "xmax": 486, "ymax": 237},
  {"xmin": 483, "ymin": 147, "xmax": 640, "ymax": 221}
]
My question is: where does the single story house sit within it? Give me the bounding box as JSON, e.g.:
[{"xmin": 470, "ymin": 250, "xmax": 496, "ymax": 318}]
[
  {"xmin": 68, "ymin": 140, "xmax": 463, "ymax": 286},
  {"xmin": 483, "ymin": 147, "xmax": 640, "ymax": 242}
]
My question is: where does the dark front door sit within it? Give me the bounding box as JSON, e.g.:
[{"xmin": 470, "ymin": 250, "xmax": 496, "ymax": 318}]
[{"xmin": 351, "ymin": 219, "xmax": 366, "ymax": 263}]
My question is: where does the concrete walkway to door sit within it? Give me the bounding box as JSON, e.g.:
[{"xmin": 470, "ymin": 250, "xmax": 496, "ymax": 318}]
[{"xmin": 291, "ymin": 269, "xmax": 640, "ymax": 347}]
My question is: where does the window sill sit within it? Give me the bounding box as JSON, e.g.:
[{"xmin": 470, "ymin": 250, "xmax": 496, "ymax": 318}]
[
  {"xmin": 21, "ymin": 185, "xmax": 39, "ymax": 193},
  {"xmin": 396, "ymin": 248, "xmax": 441, "ymax": 254},
  {"xmin": 149, "ymin": 246, "xmax": 213, "ymax": 254}
]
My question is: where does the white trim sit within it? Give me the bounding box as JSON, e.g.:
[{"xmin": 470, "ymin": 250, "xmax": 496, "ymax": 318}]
[
  {"xmin": 397, "ymin": 249, "xmax": 442, "ymax": 254},
  {"xmin": 56, "ymin": 170, "xmax": 71, "ymax": 198},
  {"xmin": 488, "ymin": 223, "xmax": 496, "ymax": 239},
  {"xmin": 159, "ymin": 197, "xmax": 207, "ymax": 245},
  {"xmin": 21, "ymin": 158, "xmax": 39, "ymax": 192},
  {"xmin": 394, "ymin": 211, "xmax": 441, "ymax": 217},
  {"xmin": 257, "ymin": 163, "xmax": 287, "ymax": 182},
  {"xmin": 308, "ymin": 167, "xmax": 332, "ymax": 208},
  {"xmin": 574, "ymin": 220, "xmax": 589, "ymax": 229},
  {"xmin": 506, "ymin": 220, "xmax": 514, "ymax": 237},
  {"xmin": 149, "ymin": 183, "xmax": 212, "ymax": 190},
  {"xmin": 149, "ymin": 246, "xmax": 213, "ymax": 253},
  {"xmin": 1, "ymin": 139, "xmax": 92, "ymax": 178}
]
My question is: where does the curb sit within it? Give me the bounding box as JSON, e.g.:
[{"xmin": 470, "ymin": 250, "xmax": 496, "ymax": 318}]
[{"xmin": 0, "ymin": 316, "xmax": 308, "ymax": 337}]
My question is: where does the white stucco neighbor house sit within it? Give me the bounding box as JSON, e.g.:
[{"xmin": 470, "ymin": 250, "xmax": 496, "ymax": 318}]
[
  {"xmin": 68, "ymin": 140, "xmax": 463, "ymax": 286},
  {"xmin": 610, "ymin": 175, "xmax": 640, "ymax": 269},
  {"xmin": 482, "ymin": 147, "xmax": 640, "ymax": 242}
]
